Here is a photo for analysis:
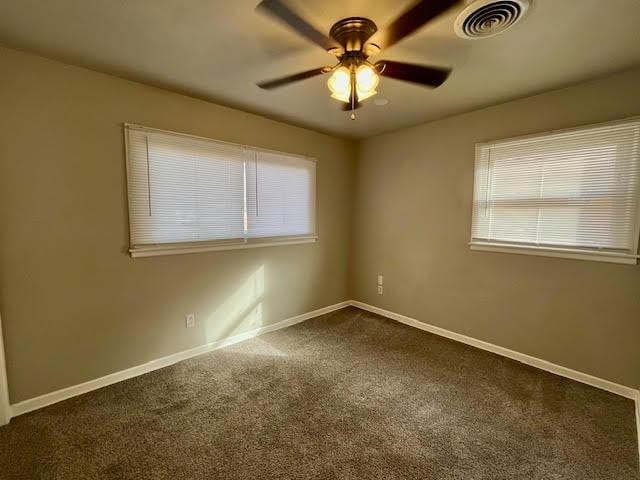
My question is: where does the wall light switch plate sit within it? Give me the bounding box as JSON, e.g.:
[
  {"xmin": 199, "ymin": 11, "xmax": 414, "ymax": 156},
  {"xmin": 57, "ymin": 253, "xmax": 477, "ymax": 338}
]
[
  {"xmin": 377, "ymin": 275, "xmax": 383, "ymax": 285},
  {"xmin": 185, "ymin": 313, "xmax": 195, "ymax": 328},
  {"xmin": 377, "ymin": 285, "xmax": 383, "ymax": 295}
]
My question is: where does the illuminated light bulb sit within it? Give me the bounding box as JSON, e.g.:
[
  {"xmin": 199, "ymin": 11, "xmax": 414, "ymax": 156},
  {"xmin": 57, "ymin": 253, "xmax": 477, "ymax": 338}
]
[
  {"xmin": 327, "ymin": 66, "xmax": 351, "ymax": 103},
  {"xmin": 355, "ymin": 63, "xmax": 379, "ymax": 101}
]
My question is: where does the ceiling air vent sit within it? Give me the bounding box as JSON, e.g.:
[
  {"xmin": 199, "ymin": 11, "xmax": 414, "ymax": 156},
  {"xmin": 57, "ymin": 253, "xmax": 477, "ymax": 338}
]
[{"xmin": 454, "ymin": 0, "xmax": 531, "ymax": 39}]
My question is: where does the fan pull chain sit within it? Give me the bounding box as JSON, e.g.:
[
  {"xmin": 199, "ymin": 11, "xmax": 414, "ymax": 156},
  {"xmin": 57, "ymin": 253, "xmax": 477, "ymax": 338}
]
[{"xmin": 350, "ymin": 70, "xmax": 356, "ymax": 120}]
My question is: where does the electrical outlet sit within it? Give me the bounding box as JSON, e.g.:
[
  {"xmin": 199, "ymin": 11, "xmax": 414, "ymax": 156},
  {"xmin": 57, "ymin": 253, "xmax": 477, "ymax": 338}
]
[
  {"xmin": 185, "ymin": 313, "xmax": 195, "ymax": 328},
  {"xmin": 377, "ymin": 274, "xmax": 383, "ymax": 286},
  {"xmin": 377, "ymin": 285, "xmax": 383, "ymax": 295}
]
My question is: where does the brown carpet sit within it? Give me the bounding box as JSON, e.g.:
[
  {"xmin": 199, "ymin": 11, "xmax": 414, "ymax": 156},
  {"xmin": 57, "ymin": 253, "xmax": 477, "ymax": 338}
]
[{"xmin": 0, "ymin": 306, "xmax": 638, "ymax": 479}]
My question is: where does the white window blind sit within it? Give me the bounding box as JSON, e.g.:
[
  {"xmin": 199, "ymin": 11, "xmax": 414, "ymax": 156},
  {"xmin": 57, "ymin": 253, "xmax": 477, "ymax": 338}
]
[
  {"xmin": 471, "ymin": 118, "xmax": 640, "ymax": 264},
  {"xmin": 125, "ymin": 124, "xmax": 316, "ymax": 257},
  {"xmin": 245, "ymin": 150, "xmax": 316, "ymax": 239}
]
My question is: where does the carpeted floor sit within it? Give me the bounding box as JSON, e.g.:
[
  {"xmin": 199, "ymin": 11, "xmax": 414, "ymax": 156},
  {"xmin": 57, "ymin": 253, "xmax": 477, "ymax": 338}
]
[{"xmin": 0, "ymin": 306, "xmax": 638, "ymax": 479}]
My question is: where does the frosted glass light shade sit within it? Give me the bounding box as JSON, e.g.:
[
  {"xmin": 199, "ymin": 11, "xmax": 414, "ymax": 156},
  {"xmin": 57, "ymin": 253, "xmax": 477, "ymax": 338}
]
[
  {"xmin": 355, "ymin": 63, "xmax": 379, "ymax": 101},
  {"xmin": 327, "ymin": 66, "xmax": 351, "ymax": 103}
]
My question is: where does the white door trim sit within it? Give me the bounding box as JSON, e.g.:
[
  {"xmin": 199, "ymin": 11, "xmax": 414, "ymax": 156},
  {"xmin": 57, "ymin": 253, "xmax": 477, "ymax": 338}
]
[{"xmin": 0, "ymin": 314, "xmax": 10, "ymax": 426}]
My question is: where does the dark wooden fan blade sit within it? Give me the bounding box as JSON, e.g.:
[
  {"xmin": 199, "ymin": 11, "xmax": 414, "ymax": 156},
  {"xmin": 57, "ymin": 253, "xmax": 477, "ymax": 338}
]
[
  {"xmin": 257, "ymin": 67, "xmax": 327, "ymax": 90},
  {"xmin": 376, "ymin": 60, "xmax": 451, "ymax": 88},
  {"xmin": 374, "ymin": 0, "xmax": 458, "ymax": 50},
  {"xmin": 257, "ymin": 0, "xmax": 339, "ymax": 51}
]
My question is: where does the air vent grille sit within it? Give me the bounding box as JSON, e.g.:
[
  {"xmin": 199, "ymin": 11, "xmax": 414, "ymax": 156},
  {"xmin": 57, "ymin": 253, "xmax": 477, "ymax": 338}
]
[{"xmin": 454, "ymin": 0, "xmax": 530, "ymax": 39}]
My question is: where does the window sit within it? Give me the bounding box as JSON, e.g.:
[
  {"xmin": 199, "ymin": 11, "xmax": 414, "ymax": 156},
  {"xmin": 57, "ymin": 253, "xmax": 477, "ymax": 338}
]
[
  {"xmin": 125, "ymin": 124, "xmax": 316, "ymax": 257},
  {"xmin": 470, "ymin": 118, "xmax": 640, "ymax": 264}
]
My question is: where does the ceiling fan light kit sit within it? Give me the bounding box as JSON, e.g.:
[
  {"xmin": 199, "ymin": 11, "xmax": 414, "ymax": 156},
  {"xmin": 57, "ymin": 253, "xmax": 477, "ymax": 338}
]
[
  {"xmin": 327, "ymin": 60, "xmax": 380, "ymax": 120},
  {"xmin": 327, "ymin": 63, "xmax": 380, "ymax": 103}
]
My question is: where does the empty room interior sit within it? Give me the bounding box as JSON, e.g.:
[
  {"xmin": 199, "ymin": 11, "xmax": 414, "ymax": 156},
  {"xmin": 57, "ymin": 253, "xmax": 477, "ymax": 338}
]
[{"xmin": 0, "ymin": 0, "xmax": 639, "ymax": 478}]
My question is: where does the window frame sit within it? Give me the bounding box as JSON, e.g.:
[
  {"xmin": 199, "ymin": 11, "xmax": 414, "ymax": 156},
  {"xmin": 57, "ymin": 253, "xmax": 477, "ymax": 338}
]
[
  {"xmin": 124, "ymin": 124, "xmax": 318, "ymax": 258},
  {"xmin": 469, "ymin": 117, "xmax": 640, "ymax": 265}
]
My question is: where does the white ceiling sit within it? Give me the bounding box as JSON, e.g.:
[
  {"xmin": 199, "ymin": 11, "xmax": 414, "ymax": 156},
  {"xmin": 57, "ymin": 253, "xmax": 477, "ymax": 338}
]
[{"xmin": 1, "ymin": 0, "xmax": 639, "ymax": 138}]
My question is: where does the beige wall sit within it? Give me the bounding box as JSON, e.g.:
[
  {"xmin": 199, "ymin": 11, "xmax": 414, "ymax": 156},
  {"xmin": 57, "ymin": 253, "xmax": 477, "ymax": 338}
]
[
  {"xmin": 1, "ymin": 44, "xmax": 639, "ymax": 406},
  {"xmin": 0, "ymin": 47, "xmax": 355, "ymax": 403},
  {"xmin": 352, "ymin": 67, "xmax": 640, "ymax": 389}
]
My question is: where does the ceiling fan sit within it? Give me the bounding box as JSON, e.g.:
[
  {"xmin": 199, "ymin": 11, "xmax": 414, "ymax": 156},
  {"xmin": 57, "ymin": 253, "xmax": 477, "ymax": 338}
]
[{"xmin": 256, "ymin": 0, "xmax": 458, "ymax": 119}]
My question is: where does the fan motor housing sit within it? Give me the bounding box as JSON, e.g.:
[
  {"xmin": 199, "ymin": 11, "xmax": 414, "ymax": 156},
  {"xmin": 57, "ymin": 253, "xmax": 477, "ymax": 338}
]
[
  {"xmin": 329, "ymin": 17, "xmax": 377, "ymax": 52},
  {"xmin": 454, "ymin": 0, "xmax": 531, "ymax": 39}
]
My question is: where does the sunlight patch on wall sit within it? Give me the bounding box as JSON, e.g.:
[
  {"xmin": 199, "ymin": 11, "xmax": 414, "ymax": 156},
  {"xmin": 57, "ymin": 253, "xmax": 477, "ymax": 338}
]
[{"xmin": 206, "ymin": 265, "xmax": 265, "ymax": 342}]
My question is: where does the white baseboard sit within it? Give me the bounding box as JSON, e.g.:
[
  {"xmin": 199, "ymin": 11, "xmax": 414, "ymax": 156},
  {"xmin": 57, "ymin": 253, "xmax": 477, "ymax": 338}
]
[
  {"xmin": 350, "ymin": 300, "xmax": 639, "ymax": 400},
  {"xmin": 350, "ymin": 300, "xmax": 640, "ymax": 467},
  {"xmin": 636, "ymin": 391, "xmax": 640, "ymax": 463},
  {"xmin": 0, "ymin": 315, "xmax": 10, "ymax": 426},
  {"xmin": 7, "ymin": 297, "xmax": 640, "ymax": 436},
  {"xmin": 9, "ymin": 300, "xmax": 350, "ymax": 419}
]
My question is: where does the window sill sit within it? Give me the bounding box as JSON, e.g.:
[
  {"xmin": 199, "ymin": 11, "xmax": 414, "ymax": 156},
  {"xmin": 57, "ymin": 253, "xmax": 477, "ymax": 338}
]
[
  {"xmin": 469, "ymin": 242, "xmax": 638, "ymax": 265},
  {"xmin": 130, "ymin": 237, "xmax": 317, "ymax": 258}
]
